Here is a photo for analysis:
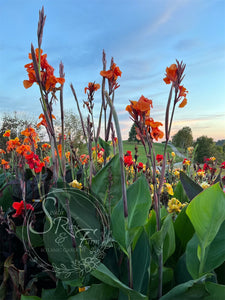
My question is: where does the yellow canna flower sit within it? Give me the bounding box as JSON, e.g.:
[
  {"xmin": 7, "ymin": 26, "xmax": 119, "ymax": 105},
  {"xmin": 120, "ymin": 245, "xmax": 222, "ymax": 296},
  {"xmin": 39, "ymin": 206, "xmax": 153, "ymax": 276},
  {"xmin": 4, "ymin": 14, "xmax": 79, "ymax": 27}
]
[
  {"xmin": 163, "ymin": 183, "xmax": 174, "ymax": 196},
  {"xmin": 171, "ymin": 152, "xmax": 176, "ymax": 157},
  {"xmin": 200, "ymin": 182, "xmax": 210, "ymax": 189},
  {"xmin": 69, "ymin": 180, "xmax": 82, "ymax": 189},
  {"xmin": 167, "ymin": 197, "xmax": 187, "ymax": 214}
]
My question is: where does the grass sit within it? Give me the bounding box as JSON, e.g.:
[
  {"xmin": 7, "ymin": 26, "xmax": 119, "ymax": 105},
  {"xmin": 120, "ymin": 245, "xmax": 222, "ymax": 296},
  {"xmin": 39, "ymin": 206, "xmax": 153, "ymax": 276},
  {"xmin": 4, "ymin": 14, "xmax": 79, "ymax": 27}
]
[{"xmin": 122, "ymin": 141, "xmax": 183, "ymax": 163}]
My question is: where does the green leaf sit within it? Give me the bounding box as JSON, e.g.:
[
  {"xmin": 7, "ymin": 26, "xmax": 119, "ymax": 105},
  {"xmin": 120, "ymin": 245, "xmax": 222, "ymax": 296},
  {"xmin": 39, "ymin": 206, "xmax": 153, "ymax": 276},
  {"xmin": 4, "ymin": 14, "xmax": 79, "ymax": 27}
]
[
  {"xmin": 150, "ymin": 214, "xmax": 175, "ymax": 262},
  {"xmin": 43, "ymin": 188, "xmax": 110, "ymax": 281},
  {"xmin": 174, "ymin": 181, "xmax": 189, "ymax": 203},
  {"xmin": 149, "ymin": 267, "xmax": 174, "ymax": 299},
  {"xmin": 180, "ymin": 171, "xmax": 203, "ymax": 200},
  {"xmin": 0, "ymin": 185, "xmax": 13, "ymax": 211},
  {"xmin": 98, "ymin": 137, "xmax": 111, "ymax": 158},
  {"xmin": 68, "ymin": 283, "xmax": 118, "ymax": 300},
  {"xmin": 186, "ymin": 221, "xmax": 225, "ymax": 279},
  {"xmin": 175, "ymin": 254, "xmax": 192, "ymax": 284},
  {"xmin": 205, "ymin": 282, "xmax": 225, "ymax": 300},
  {"xmin": 160, "ymin": 275, "xmax": 210, "ymax": 300},
  {"xmin": 42, "ymin": 280, "xmax": 68, "ymax": 300},
  {"xmin": 174, "ymin": 206, "xmax": 194, "ymax": 251},
  {"xmin": 16, "ymin": 226, "xmax": 44, "ymax": 248},
  {"xmin": 111, "ymin": 175, "xmax": 151, "ymax": 253},
  {"xmin": 91, "ymin": 264, "xmax": 148, "ymax": 300},
  {"xmin": 21, "ymin": 296, "xmax": 41, "ymax": 300},
  {"xmin": 186, "ymin": 183, "xmax": 225, "ymax": 249},
  {"xmin": 132, "ymin": 230, "xmax": 150, "ymax": 295},
  {"xmin": 91, "ymin": 154, "xmax": 122, "ymax": 207}
]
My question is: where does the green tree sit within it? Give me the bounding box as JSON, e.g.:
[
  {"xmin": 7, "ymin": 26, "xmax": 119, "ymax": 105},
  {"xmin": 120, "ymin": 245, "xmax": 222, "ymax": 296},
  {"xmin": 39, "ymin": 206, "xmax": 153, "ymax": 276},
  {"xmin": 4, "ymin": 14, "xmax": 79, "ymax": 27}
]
[
  {"xmin": 194, "ymin": 136, "xmax": 216, "ymax": 163},
  {"xmin": 55, "ymin": 110, "xmax": 85, "ymax": 152},
  {"xmin": 128, "ymin": 123, "xmax": 138, "ymax": 142},
  {"xmin": 172, "ymin": 126, "xmax": 193, "ymax": 149}
]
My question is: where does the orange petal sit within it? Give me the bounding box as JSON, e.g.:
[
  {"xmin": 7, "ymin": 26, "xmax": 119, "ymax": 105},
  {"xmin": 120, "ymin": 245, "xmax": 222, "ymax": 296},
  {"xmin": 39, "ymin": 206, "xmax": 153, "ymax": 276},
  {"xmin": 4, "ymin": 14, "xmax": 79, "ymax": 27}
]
[
  {"xmin": 23, "ymin": 80, "xmax": 33, "ymax": 89},
  {"xmin": 179, "ymin": 98, "xmax": 187, "ymax": 108}
]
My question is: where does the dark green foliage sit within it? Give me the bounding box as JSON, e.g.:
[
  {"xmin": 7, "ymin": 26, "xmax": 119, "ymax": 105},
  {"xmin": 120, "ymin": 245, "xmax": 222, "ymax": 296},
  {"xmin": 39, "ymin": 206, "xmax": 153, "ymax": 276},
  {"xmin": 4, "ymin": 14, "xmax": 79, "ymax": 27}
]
[
  {"xmin": 172, "ymin": 127, "xmax": 193, "ymax": 149},
  {"xmin": 128, "ymin": 123, "xmax": 138, "ymax": 142},
  {"xmin": 194, "ymin": 136, "xmax": 216, "ymax": 163}
]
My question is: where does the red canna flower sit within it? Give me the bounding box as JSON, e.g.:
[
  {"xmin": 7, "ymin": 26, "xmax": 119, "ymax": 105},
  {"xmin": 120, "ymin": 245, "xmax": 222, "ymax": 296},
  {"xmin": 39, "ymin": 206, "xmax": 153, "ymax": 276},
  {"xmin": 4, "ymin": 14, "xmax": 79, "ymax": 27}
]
[
  {"xmin": 25, "ymin": 152, "xmax": 44, "ymax": 173},
  {"xmin": 220, "ymin": 161, "xmax": 225, "ymax": 169},
  {"xmin": 12, "ymin": 200, "xmax": 34, "ymax": 218},
  {"xmin": 156, "ymin": 154, "xmax": 164, "ymax": 163},
  {"xmin": 137, "ymin": 162, "xmax": 144, "ymax": 172}
]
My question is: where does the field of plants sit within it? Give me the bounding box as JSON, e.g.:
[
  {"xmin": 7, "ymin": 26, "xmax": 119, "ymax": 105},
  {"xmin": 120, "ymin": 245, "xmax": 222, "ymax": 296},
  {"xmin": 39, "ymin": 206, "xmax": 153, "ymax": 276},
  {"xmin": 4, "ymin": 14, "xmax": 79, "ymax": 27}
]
[{"xmin": 0, "ymin": 6, "xmax": 225, "ymax": 300}]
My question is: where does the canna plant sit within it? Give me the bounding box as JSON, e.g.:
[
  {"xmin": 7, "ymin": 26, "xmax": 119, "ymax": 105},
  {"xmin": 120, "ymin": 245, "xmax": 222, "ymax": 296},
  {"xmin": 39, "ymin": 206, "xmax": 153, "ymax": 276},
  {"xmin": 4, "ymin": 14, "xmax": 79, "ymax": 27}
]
[{"xmin": 0, "ymin": 6, "xmax": 225, "ymax": 300}]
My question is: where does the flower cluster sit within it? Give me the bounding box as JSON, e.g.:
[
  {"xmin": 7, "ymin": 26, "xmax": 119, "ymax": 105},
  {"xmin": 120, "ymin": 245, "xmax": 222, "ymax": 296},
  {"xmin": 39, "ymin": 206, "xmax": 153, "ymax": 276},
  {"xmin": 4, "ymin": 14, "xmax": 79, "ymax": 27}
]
[{"xmin": 23, "ymin": 48, "xmax": 65, "ymax": 93}]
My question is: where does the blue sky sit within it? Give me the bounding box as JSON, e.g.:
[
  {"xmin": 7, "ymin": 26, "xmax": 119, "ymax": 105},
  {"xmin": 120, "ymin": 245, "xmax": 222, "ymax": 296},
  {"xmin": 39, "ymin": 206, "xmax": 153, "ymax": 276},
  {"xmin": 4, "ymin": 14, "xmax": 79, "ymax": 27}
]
[{"xmin": 0, "ymin": 0, "xmax": 224, "ymax": 141}]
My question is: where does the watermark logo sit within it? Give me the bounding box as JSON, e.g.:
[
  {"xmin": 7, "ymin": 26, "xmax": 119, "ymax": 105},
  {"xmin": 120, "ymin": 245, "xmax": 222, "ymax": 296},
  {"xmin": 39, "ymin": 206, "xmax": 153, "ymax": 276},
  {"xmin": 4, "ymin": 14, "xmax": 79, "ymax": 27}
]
[{"xmin": 22, "ymin": 188, "xmax": 112, "ymax": 280}]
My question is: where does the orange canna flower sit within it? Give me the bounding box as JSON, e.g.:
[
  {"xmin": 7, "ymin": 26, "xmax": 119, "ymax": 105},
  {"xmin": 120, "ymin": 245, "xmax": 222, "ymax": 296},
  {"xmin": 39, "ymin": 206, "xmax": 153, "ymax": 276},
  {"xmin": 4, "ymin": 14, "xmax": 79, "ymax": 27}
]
[
  {"xmin": 84, "ymin": 82, "xmax": 100, "ymax": 94},
  {"xmin": 126, "ymin": 95, "xmax": 153, "ymax": 122},
  {"xmin": 0, "ymin": 149, "xmax": 6, "ymax": 154},
  {"xmin": 1, "ymin": 159, "xmax": 10, "ymax": 169},
  {"xmin": 100, "ymin": 62, "xmax": 122, "ymax": 94},
  {"xmin": 179, "ymin": 98, "xmax": 187, "ymax": 108},
  {"xmin": 3, "ymin": 130, "xmax": 11, "ymax": 137},
  {"xmin": 23, "ymin": 48, "xmax": 65, "ymax": 92},
  {"xmin": 163, "ymin": 64, "xmax": 178, "ymax": 84},
  {"xmin": 43, "ymin": 156, "xmax": 50, "ymax": 164},
  {"xmin": 151, "ymin": 126, "xmax": 164, "ymax": 141},
  {"xmin": 100, "ymin": 63, "xmax": 122, "ymax": 80},
  {"xmin": 80, "ymin": 154, "xmax": 89, "ymax": 165},
  {"xmin": 37, "ymin": 113, "xmax": 56, "ymax": 128},
  {"xmin": 16, "ymin": 144, "xmax": 31, "ymax": 157},
  {"xmin": 6, "ymin": 137, "xmax": 21, "ymax": 152},
  {"xmin": 42, "ymin": 143, "xmax": 51, "ymax": 150}
]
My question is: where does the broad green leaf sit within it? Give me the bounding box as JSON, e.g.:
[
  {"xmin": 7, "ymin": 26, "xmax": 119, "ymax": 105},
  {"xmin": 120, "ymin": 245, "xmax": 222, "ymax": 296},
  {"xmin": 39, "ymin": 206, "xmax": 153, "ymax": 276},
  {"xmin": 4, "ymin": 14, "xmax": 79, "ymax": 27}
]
[
  {"xmin": 186, "ymin": 221, "xmax": 225, "ymax": 279},
  {"xmin": 43, "ymin": 188, "xmax": 110, "ymax": 281},
  {"xmin": 132, "ymin": 230, "xmax": 150, "ymax": 295},
  {"xmin": 68, "ymin": 283, "xmax": 118, "ymax": 300},
  {"xmin": 16, "ymin": 226, "xmax": 44, "ymax": 248},
  {"xmin": 21, "ymin": 296, "xmax": 41, "ymax": 300},
  {"xmin": 174, "ymin": 206, "xmax": 194, "ymax": 251},
  {"xmin": 186, "ymin": 183, "xmax": 225, "ymax": 249},
  {"xmin": 163, "ymin": 215, "xmax": 175, "ymax": 263},
  {"xmin": 91, "ymin": 263, "xmax": 148, "ymax": 300},
  {"xmin": 180, "ymin": 171, "xmax": 203, "ymax": 200},
  {"xmin": 161, "ymin": 275, "xmax": 210, "ymax": 300},
  {"xmin": 42, "ymin": 280, "xmax": 68, "ymax": 300},
  {"xmin": 0, "ymin": 185, "xmax": 13, "ymax": 211},
  {"xmin": 149, "ymin": 267, "xmax": 174, "ymax": 299},
  {"xmin": 174, "ymin": 181, "xmax": 189, "ymax": 203},
  {"xmin": 205, "ymin": 282, "xmax": 225, "ymax": 300},
  {"xmin": 91, "ymin": 154, "xmax": 122, "ymax": 208},
  {"xmin": 174, "ymin": 254, "xmax": 192, "ymax": 284},
  {"xmin": 111, "ymin": 175, "xmax": 151, "ymax": 253},
  {"xmin": 98, "ymin": 137, "xmax": 111, "ymax": 158},
  {"xmin": 150, "ymin": 214, "xmax": 175, "ymax": 262}
]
